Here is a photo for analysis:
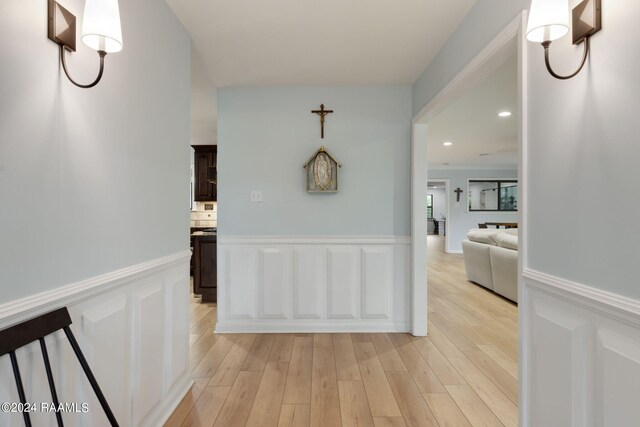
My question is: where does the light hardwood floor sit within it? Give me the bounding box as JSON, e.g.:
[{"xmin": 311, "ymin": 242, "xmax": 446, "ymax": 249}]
[{"xmin": 165, "ymin": 236, "xmax": 518, "ymax": 427}]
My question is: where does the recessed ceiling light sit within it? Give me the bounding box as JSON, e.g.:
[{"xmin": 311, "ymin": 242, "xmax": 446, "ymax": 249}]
[
  {"xmin": 498, "ymin": 111, "xmax": 512, "ymax": 117},
  {"xmin": 443, "ymin": 141, "xmax": 453, "ymax": 146}
]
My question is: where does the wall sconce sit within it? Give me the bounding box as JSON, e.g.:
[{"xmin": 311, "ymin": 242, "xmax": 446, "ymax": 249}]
[
  {"xmin": 48, "ymin": 0, "xmax": 123, "ymax": 88},
  {"xmin": 526, "ymin": 0, "xmax": 601, "ymax": 80}
]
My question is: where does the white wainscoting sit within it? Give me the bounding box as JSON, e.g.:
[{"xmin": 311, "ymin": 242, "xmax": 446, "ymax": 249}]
[
  {"xmin": 0, "ymin": 251, "xmax": 192, "ymax": 427},
  {"xmin": 523, "ymin": 268, "xmax": 640, "ymax": 427},
  {"xmin": 217, "ymin": 236, "xmax": 411, "ymax": 333}
]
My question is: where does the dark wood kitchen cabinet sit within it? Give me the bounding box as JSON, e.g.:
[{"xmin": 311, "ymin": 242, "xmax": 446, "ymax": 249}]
[
  {"xmin": 192, "ymin": 145, "xmax": 217, "ymax": 201},
  {"xmin": 192, "ymin": 232, "xmax": 217, "ymax": 303}
]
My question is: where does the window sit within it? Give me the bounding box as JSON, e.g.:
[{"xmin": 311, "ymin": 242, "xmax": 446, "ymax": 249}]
[
  {"xmin": 427, "ymin": 194, "xmax": 433, "ymax": 219},
  {"xmin": 468, "ymin": 180, "xmax": 518, "ymax": 212}
]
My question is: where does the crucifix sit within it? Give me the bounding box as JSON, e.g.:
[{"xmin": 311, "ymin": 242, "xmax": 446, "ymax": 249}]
[
  {"xmin": 454, "ymin": 187, "xmax": 463, "ymax": 202},
  {"xmin": 311, "ymin": 104, "xmax": 333, "ymax": 139}
]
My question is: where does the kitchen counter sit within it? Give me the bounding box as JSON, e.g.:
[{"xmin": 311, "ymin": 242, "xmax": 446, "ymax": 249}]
[{"xmin": 191, "ymin": 231, "xmax": 217, "ymax": 238}]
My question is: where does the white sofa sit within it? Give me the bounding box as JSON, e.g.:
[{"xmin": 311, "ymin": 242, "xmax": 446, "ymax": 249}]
[{"xmin": 461, "ymin": 228, "xmax": 518, "ymax": 303}]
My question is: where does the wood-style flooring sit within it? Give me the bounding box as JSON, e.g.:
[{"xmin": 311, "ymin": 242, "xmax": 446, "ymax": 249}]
[{"xmin": 165, "ymin": 236, "xmax": 519, "ymax": 427}]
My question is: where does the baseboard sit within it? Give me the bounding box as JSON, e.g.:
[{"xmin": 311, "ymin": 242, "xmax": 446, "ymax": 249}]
[
  {"xmin": 0, "ymin": 250, "xmax": 191, "ymax": 330},
  {"xmin": 445, "ymin": 249, "xmax": 463, "ymax": 254},
  {"xmin": 147, "ymin": 376, "xmax": 194, "ymax": 427},
  {"xmin": 216, "ymin": 321, "xmax": 411, "ymax": 334}
]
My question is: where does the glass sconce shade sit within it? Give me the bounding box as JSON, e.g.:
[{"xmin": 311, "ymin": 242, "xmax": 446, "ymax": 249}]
[
  {"xmin": 526, "ymin": 0, "xmax": 570, "ymax": 42},
  {"xmin": 81, "ymin": 0, "xmax": 123, "ymax": 53}
]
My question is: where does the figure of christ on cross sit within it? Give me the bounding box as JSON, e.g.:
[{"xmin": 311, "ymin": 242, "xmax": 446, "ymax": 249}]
[{"xmin": 311, "ymin": 104, "xmax": 334, "ymax": 139}]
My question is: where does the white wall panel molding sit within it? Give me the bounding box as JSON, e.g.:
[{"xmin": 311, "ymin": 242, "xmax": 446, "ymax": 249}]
[
  {"xmin": 523, "ymin": 268, "xmax": 640, "ymax": 427},
  {"xmin": 530, "ymin": 300, "xmax": 587, "ymax": 427},
  {"xmin": 259, "ymin": 248, "xmax": 290, "ymax": 319},
  {"xmin": 217, "ymin": 236, "xmax": 410, "ymax": 333},
  {"xmin": 293, "ymin": 248, "xmax": 325, "ymax": 319},
  {"xmin": 81, "ymin": 297, "xmax": 131, "ymax": 426},
  {"xmin": 361, "ymin": 247, "xmax": 393, "ymax": 319},
  {"xmin": 327, "ymin": 247, "xmax": 360, "ymax": 319},
  {"xmin": 596, "ymin": 328, "xmax": 640, "ymax": 426},
  {"xmin": 0, "ymin": 250, "xmax": 191, "ymax": 331},
  {"xmin": 219, "ymin": 236, "xmax": 411, "ymax": 245},
  {"xmin": 524, "ymin": 268, "xmax": 640, "ymax": 326},
  {"xmin": 0, "ymin": 252, "xmax": 191, "ymax": 427}
]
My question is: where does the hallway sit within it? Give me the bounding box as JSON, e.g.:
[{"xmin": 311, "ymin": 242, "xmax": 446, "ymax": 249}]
[{"xmin": 165, "ymin": 235, "xmax": 518, "ymax": 426}]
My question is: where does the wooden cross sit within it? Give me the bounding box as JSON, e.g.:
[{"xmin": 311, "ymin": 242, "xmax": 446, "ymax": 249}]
[
  {"xmin": 454, "ymin": 187, "xmax": 463, "ymax": 202},
  {"xmin": 311, "ymin": 104, "xmax": 333, "ymax": 139}
]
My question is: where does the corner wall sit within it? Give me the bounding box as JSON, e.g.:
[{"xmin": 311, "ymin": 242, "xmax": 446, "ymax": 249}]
[
  {"xmin": 0, "ymin": 0, "xmax": 191, "ymax": 425},
  {"xmin": 216, "ymin": 86, "xmax": 412, "ymax": 332},
  {"xmin": 413, "ymin": 1, "xmax": 640, "ymax": 425},
  {"xmin": 0, "ymin": 0, "xmax": 190, "ymax": 303}
]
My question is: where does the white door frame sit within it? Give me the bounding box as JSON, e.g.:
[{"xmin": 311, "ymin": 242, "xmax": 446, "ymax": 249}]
[
  {"xmin": 426, "ymin": 178, "xmax": 451, "ymax": 251},
  {"xmin": 410, "ymin": 15, "xmax": 528, "ymax": 424}
]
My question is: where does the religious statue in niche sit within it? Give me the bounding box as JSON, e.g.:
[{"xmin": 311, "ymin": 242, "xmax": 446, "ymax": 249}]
[{"xmin": 303, "ymin": 146, "xmax": 341, "ymax": 193}]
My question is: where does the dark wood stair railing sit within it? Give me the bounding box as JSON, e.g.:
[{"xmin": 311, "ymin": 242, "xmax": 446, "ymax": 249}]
[{"xmin": 0, "ymin": 307, "xmax": 119, "ymax": 427}]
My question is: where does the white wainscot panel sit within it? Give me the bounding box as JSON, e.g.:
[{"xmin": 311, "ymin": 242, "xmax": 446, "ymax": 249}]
[
  {"xmin": 0, "ymin": 335, "xmax": 68, "ymax": 426},
  {"xmin": 327, "ymin": 247, "xmax": 359, "ymax": 319},
  {"xmin": 217, "ymin": 237, "xmax": 410, "ymax": 332},
  {"xmin": 530, "ymin": 298, "xmax": 587, "ymax": 427},
  {"xmin": 523, "ymin": 269, "xmax": 640, "ymax": 427},
  {"xmin": 0, "ymin": 251, "xmax": 191, "ymax": 427},
  {"xmin": 293, "ymin": 247, "xmax": 325, "ymax": 319},
  {"xmin": 393, "ymin": 244, "xmax": 410, "ymax": 325},
  {"xmin": 597, "ymin": 328, "xmax": 640, "ymax": 426},
  {"xmin": 361, "ymin": 246, "xmax": 393, "ymax": 319},
  {"xmin": 81, "ymin": 296, "xmax": 130, "ymax": 427},
  {"xmin": 259, "ymin": 248, "xmax": 290, "ymax": 319},
  {"xmin": 165, "ymin": 273, "xmax": 189, "ymax": 392},
  {"xmin": 133, "ymin": 282, "xmax": 165, "ymax": 426},
  {"xmin": 222, "ymin": 247, "xmax": 257, "ymax": 319}
]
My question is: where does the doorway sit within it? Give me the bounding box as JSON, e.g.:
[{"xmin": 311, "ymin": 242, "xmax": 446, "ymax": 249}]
[
  {"xmin": 410, "ymin": 10, "xmax": 528, "ymax": 424},
  {"xmin": 410, "ymin": 7, "xmax": 527, "ymax": 374}
]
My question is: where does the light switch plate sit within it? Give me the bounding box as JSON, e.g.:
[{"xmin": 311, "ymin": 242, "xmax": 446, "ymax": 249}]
[{"xmin": 250, "ymin": 190, "xmax": 263, "ymax": 203}]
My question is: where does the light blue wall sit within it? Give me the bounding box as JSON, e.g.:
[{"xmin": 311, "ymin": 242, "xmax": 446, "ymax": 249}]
[
  {"xmin": 526, "ymin": 0, "xmax": 640, "ymax": 298},
  {"xmin": 415, "ymin": 0, "xmax": 640, "ymax": 299},
  {"xmin": 217, "ymin": 86, "xmax": 412, "ymax": 236},
  {"xmin": 428, "ymin": 169, "xmax": 518, "ymax": 252},
  {"xmin": 412, "ymin": 0, "xmax": 529, "ymax": 116},
  {"xmin": 0, "ymin": 0, "xmax": 191, "ymax": 304}
]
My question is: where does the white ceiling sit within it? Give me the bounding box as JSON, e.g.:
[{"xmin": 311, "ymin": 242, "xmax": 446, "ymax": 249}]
[
  {"xmin": 427, "ymin": 54, "xmax": 518, "ymax": 168},
  {"xmin": 165, "ymin": 0, "xmax": 477, "ymax": 145},
  {"xmin": 167, "ymin": 0, "xmax": 476, "ymax": 87}
]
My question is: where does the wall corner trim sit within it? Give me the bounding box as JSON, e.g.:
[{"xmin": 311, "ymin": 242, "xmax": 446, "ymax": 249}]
[
  {"xmin": 523, "ymin": 268, "xmax": 640, "ymax": 326},
  {"xmin": 218, "ymin": 235, "xmax": 411, "ymax": 245},
  {"xmin": 0, "ymin": 250, "xmax": 191, "ymax": 330}
]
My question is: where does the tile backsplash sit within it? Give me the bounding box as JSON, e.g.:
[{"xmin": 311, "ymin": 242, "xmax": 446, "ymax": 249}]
[{"xmin": 190, "ymin": 202, "xmax": 217, "ymax": 228}]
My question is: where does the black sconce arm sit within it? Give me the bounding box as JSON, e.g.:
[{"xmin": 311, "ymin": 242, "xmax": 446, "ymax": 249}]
[
  {"xmin": 59, "ymin": 45, "xmax": 107, "ymax": 89},
  {"xmin": 541, "ymin": 37, "xmax": 590, "ymax": 80}
]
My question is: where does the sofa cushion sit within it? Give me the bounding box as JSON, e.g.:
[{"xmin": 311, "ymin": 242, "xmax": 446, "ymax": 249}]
[
  {"xmin": 496, "ymin": 232, "xmax": 518, "ymax": 250},
  {"xmin": 490, "ymin": 246, "xmax": 518, "ymax": 302},
  {"xmin": 503, "ymin": 228, "xmax": 518, "ymax": 236},
  {"xmin": 467, "ymin": 229, "xmax": 498, "ymax": 245},
  {"xmin": 462, "ymin": 240, "xmax": 494, "ymax": 290}
]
